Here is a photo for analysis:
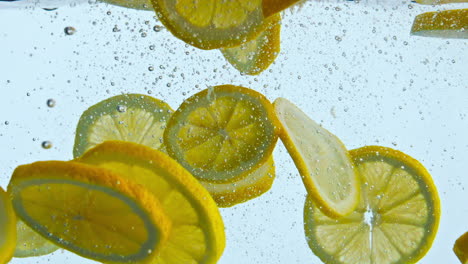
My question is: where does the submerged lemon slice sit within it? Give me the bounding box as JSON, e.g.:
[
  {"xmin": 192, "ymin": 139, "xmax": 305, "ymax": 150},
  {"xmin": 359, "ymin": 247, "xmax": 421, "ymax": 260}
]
[
  {"xmin": 73, "ymin": 94, "xmax": 173, "ymax": 158},
  {"xmin": 14, "ymin": 220, "xmax": 59, "ymax": 258},
  {"xmin": 164, "ymin": 85, "xmax": 279, "ymax": 184},
  {"xmin": 304, "ymin": 146, "xmax": 440, "ymax": 264},
  {"xmin": 77, "ymin": 141, "xmax": 225, "ymax": 264},
  {"xmin": 454, "ymin": 232, "xmax": 468, "ymax": 263},
  {"xmin": 99, "ymin": 0, "xmax": 152, "ymax": 10},
  {"xmin": 262, "ymin": 0, "xmax": 304, "ymax": 17},
  {"xmin": 274, "ymin": 97, "xmax": 359, "ymax": 218},
  {"xmin": 221, "ymin": 13, "xmax": 281, "ymax": 76},
  {"xmin": 411, "ymin": 9, "xmax": 468, "ymax": 39},
  {"xmin": 0, "ymin": 187, "xmax": 16, "ymax": 264},
  {"xmin": 8, "ymin": 161, "xmax": 170, "ymax": 264}
]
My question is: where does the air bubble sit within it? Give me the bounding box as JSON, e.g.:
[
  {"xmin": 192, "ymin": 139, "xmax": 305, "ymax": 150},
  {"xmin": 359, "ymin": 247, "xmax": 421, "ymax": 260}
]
[
  {"xmin": 64, "ymin": 27, "xmax": 76, "ymax": 35},
  {"xmin": 47, "ymin": 99, "xmax": 56, "ymax": 107},
  {"xmin": 42, "ymin": 141, "xmax": 52, "ymax": 149}
]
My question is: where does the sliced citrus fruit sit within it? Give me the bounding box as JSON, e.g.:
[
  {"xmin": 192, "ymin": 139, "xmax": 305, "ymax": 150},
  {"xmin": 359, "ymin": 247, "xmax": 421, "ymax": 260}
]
[
  {"xmin": 304, "ymin": 146, "xmax": 440, "ymax": 264},
  {"xmin": 0, "ymin": 186, "xmax": 16, "ymax": 264},
  {"xmin": 164, "ymin": 85, "xmax": 279, "ymax": 184},
  {"xmin": 415, "ymin": 0, "xmax": 467, "ymax": 5},
  {"xmin": 150, "ymin": 0, "xmax": 267, "ymax": 50},
  {"xmin": 221, "ymin": 13, "xmax": 281, "ymax": 76},
  {"xmin": 200, "ymin": 155, "xmax": 275, "ymax": 207},
  {"xmin": 73, "ymin": 93, "xmax": 173, "ymax": 158},
  {"xmin": 14, "ymin": 220, "xmax": 59, "ymax": 258},
  {"xmin": 262, "ymin": 0, "xmax": 304, "ymax": 17},
  {"xmin": 100, "ymin": 0, "xmax": 152, "ymax": 10},
  {"xmin": 454, "ymin": 232, "xmax": 468, "ymax": 263},
  {"xmin": 77, "ymin": 141, "xmax": 225, "ymax": 264},
  {"xmin": 8, "ymin": 161, "xmax": 170, "ymax": 264},
  {"xmin": 273, "ymin": 97, "xmax": 359, "ymax": 218},
  {"xmin": 411, "ymin": 9, "xmax": 468, "ymax": 39}
]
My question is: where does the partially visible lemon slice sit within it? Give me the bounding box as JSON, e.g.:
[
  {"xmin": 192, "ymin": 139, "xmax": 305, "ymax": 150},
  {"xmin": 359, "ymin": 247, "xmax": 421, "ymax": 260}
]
[
  {"xmin": 262, "ymin": 0, "xmax": 304, "ymax": 17},
  {"xmin": 8, "ymin": 161, "xmax": 171, "ymax": 264},
  {"xmin": 454, "ymin": 232, "xmax": 468, "ymax": 263},
  {"xmin": 0, "ymin": 187, "xmax": 16, "ymax": 264},
  {"xmin": 151, "ymin": 0, "xmax": 266, "ymax": 49},
  {"xmin": 273, "ymin": 97, "xmax": 359, "ymax": 218},
  {"xmin": 73, "ymin": 94, "xmax": 173, "ymax": 158},
  {"xmin": 14, "ymin": 220, "xmax": 59, "ymax": 258},
  {"xmin": 99, "ymin": 0, "xmax": 152, "ymax": 10},
  {"xmin": 221, "ymin": 13, "xmax": 281, "ymax": 76},
  {"xmin": 200, "ymin": 155, "xmax": 276, "ymax": 208},
  {"xmin": 411, "ymin": 9, "xmax": 468, "ymax": 39},
  {"xmin": 164, "ymin": 85, "xmax": 279, "ymax": 184},
  {"xmin": 77, "ymin": 141, "xmax": 225, "ymax": 264},
  {"xmin": 415, "ymin": 0, "xmax": 467, "ymax": 5},
  {"xmin": 304, "ymin": 146, "xmax": 440, "ymax": 264}
]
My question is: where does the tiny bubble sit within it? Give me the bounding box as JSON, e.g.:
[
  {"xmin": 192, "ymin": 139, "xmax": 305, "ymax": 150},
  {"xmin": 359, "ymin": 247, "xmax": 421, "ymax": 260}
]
[
  {"xmin": 117, "ymin": 105, "xmax": 126, "ymax": 113},
  {"xmin": 47, "ymin": 99, "xmax": 56, "ymax": 108},
  {"xmin": 153, "ymin": 25, "xmax": 163, "ymax": 32},
  {"xmin": 64, "ymin": 26, "xmax": 76, "ymax": 35},
  {"xmin": 42, "ymin": 141, "xmax": 52, "ymax": 149}
]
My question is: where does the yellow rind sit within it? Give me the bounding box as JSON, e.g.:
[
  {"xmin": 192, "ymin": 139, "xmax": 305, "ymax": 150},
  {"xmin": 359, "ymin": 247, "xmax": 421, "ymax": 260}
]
[
  {"xmin": 262, "ymin": 0, "xmax": 303, "ymax": 17},
  {"xmin": 454, "ymin": 232, "xmax": 468, "ymax": 263},
  {"xmin": 411, "ymin": 9, "xmax": 468, "ymax": 39},
  {"xmin": 0, "ymin": 187, "xmax": 16, "ymax": 264}
]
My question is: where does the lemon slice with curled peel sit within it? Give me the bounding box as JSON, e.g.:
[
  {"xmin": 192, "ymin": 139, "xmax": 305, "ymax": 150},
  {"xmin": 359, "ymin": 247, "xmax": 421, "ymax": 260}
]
[
  {"xmin": 77, "ymin": 141, "xmax": 225, "ymax": 264},
  {"xmin": 221, "ymin": 13, "xmax": 281, "ymax": 76},
  {"xmin": 0, "ymin": 187, "xmax": 16, "ymax": 264},
  {"xmin": 304, "ymin": 146, "xmax": 440, "ymax": 264},
  {"xmin": 14, "ymin": 220, "xmax": 59, "ymax": 258},
  {"xmin": 454, "ymin": 232, "xmax": 468, "ymax": 263},
  {"xmin": 411, "ymin": 9, "xmax": 468, "ymax": 39},
  {"xmin": 8, "ymin": 161, "xmax": 170, "ymax": 264},
  {"xmin": 273, "ymin": 97, "xmax": 359, "ymax": 218}
]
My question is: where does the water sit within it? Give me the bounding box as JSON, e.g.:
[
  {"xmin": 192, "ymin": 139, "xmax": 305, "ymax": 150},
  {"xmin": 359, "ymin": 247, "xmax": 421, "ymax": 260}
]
[{"xmin": 0, "ymin": 1, "xmax": 467, "ymax": 263}]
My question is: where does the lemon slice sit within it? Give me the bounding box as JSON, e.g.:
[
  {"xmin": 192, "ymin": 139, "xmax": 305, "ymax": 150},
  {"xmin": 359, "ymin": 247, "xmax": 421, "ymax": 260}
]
[
  {"xmin": 77, "ymin": 141, "xmax": 225, "ymax": 264},
  {"xmin": 221, "ymin": 13, "xmax": 281, "ymax": 76},
  {"xmin": 411, "ymin": 9, "xmax": 468, "ymax": 39},
  {"xmin": 454, "ymin": 232, "xmax": 468, "ymax": 263},
  {"xmin": 164, "ymin": 85, "xmax": 279, "ymax": 184},
  {"xmin": 415, "ymin": 0, "xmax": 467, "ymax": 5},
  {"xmin": 273, "ymin": 97, "xmax": 359, "ymax": 218},
  {"xmin": 304, "ymin": 146, "xmax": 440, "ymax": 264},
  {"xmin": 14, "ymin": 220, "xmax": 59, "ymax": 258},
  {"xmin": 0, "ymin": 187, "xmax": 16, "ymax": 264},
  {"xmin": 73, "ymin": 93, "xmax": 173, "ymax": 158},
  {"xmin": 262, "ymin": 0, "xmax": 303, "ymax": 17},
  {"xmin": 99, "ymin": 0, "xmax": 152, "ymax": 10},
  {"xmin": 8, "ymin": 161, "xmax": 170, "ymax": 264},
  {"xmin": 151, "ymin": 0, "xmax": 266, "ymax": 50},
  {"xmin": 200, "ymin": 155, "xmax": 275, "ymax": 208}
]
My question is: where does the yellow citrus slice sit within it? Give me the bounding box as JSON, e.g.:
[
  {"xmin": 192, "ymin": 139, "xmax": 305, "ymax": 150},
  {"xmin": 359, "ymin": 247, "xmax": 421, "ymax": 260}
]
[
  {"xmin": 99, "ymin": 0, "xmax": 152, "ymax": 10},
  {"xmin": 73, "ymin": 93, "xmax": 173, "ymax": 158},
  {"xmin": 454, "ymin": 232, "xmax": 468, "ymax": 263},
  {"xmin": 77, "ymin": 141, "xmax": 225, "ymax": 264},
  {"xmin": 200, "ymin": 155, "xmax": 275, "ymax": 208},
  {"xmin": 304, "ymin": 146, "xmax": 440, "ymax": 264},
  {"xmin": 164, "ymin": 85, "xmax": 280, "ymax": 184},
  {"xmin": 8, "ymin": 161, "xmax": 170, "ymax": 264},
  {"xmin": 0, "ymin": 187, "xmax": 16, "ymax": 264},
  {"xmin": 150, "ymin": 0, "xmax": 266, "ymax": 50},
  {"xmin": 273, "ymin": 97, "xmax": 359, "ymax": 218},
  {"xmin": 411, "ymin": 9, "xmax": 468, "ymax": 39},
  {"xmin": 221, "ymin": 13, "xmax": 281, "ymax": 76},
  {"xmin": 14, "ymin": 220, "xmax": 59, "ymax": 258},
  {"xmin": 415, "ymin": 0, "xmax": 467, "ymax": 5},
  {"xmin": 262, "ymin": 0, "xmax": 303, "ymax": 17}
]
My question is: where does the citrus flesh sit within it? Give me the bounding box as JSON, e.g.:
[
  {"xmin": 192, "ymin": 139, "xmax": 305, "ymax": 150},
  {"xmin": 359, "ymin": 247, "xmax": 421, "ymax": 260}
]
[
  {"xmin": 8, "ymin": 161, "xmax": 170, "ymax": 264},
  {"xmin": 454, "ymin": 232, "xmax": 468, "ymax": 263},
  {"xmin": 0, "ymin": 187, "xmax": 16, "ymax": 264},
  {"xmin": 164, "ymin": 85, "xmax": 279, "ymax": 184},
  {"xmin": 304, "ymin": 146, "xmax": 440, "ymax": 264},
  {"xmin": 273, "ymin": 97, "xmax": 359, "ymax": 218},
  {"xmin": 221, "ymin": 13, "xmax": 281, "ymax": 76},
  {"xmin": 14, "ymin": 220, "xmax": 59, "ymax": 258},
  {"xmin": 73, "ymin": 93, "xmax": 173, "ymax": 158},
  {"xmin": 411, "ymin": 9, "xmax": 468, "ymax": 39},
  {"xmin": 77, "ymin": 141, "xmax": 225, "ymax": 264}
]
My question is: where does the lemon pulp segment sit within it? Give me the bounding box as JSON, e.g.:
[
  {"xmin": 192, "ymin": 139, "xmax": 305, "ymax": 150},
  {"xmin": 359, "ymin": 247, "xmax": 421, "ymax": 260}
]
[
  {"xmin": 14, "ymin": 220, "xmax": 59, "ymax": 258},
  {"xmin": 0, "ymin": 187, "xmax": 16, "ymax": 264},
  {"xmin": 304, "ymin": 146, "xmax": 440, "ymax": 264},
  {"xmin": 411, "ymin": 9, "xmax": 468, "ymax": 39}
]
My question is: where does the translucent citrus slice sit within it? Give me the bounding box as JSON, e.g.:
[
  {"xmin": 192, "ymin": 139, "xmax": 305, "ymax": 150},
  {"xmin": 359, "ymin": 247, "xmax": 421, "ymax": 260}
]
[
  {"xmin": 454, "ymin": 232, "xmax": 468, "ymax": 263},
  {"xmin": 304, "ymin": 146, "xmax": 440, "ymax": 264},
  {"xmin": 0, "ymin": 187, "xmax": 16, "ymax": 264},
  {"xmin": 200, "ymin": 155, "xmax": 275, "ymax": 208},
  {"xmin": 14, "ymin": 220, "xmax": 59, "ymax": 258},
  {"xmin": 150, "ymin": 0, "xmax": 266, "ymax": 49},
  {"xmin": 100, "ymin": 0, "xmax": 152, "ymax": 10},
  {"xmin": 164, "ymin": 85, "xmax": 280, "ymax": 184},
  {"xmin": 411, "ymin": 9, "xmax": 468, "ymax": 39},
  {"xmin": 73, "ymin": 93, "xmax": 173, "ymax": 158},
  {"xmin": 262, "ymin": 0, "xmax": 303, "ymax": 17},
  {"xmin": 77, "ymin": 141, "xmax": 225, "ymax": 264},
  {"xmin": 273, "ymin": 97, "xmax": 359, "ymax": 218},
  {"xmin": 221, "ymin": 13, "xmax": 281, "ymax": 76},
  {"xmin": 8, "ymin": 161, "xmax": 171, "ymax": 264}
]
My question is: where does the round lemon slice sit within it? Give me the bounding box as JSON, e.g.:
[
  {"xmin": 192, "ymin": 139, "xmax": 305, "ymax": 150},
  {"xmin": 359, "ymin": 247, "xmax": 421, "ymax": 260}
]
[
  {"xmin": 304, "ymin": 146, "xmax": 440, "ymax": 264},
  {"xmin": 273, "ymin": 97, "xmax": 359, "ymax": 218},
  {"xmin": 150, "ymin": 0, "xmax": 266, "ymax": 49},
  {"xmin": 454, "ymin": 232, "xmax": 468, "ymax": 263},
  {"xmin": 73, "ymin": 93, "xmax": 173, "ymax": 158},
  {"xmin": 8, "ymin": 161, "xmax": 170, "ymax": 264},
  {"xmin": 14, "ymin": 220, "xmax": 59, "ymax": 258},
  {"xmin": 0, "ymin": 187, "xmax": 16, "ymax": 264},
  {"xmin": 164, "ymin": 85, "xmax": 280, "ymax": 184},
  {"xmin": 77, "ymin": 141, "xmax": 225, "ymax": 264},
  {"xmin": 411, "ymin": 9, "xmax": 468, "ymax": 39},
  {"xmin": 221, "ymin": 13, "xmax": 281, "ymax": 76}
]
